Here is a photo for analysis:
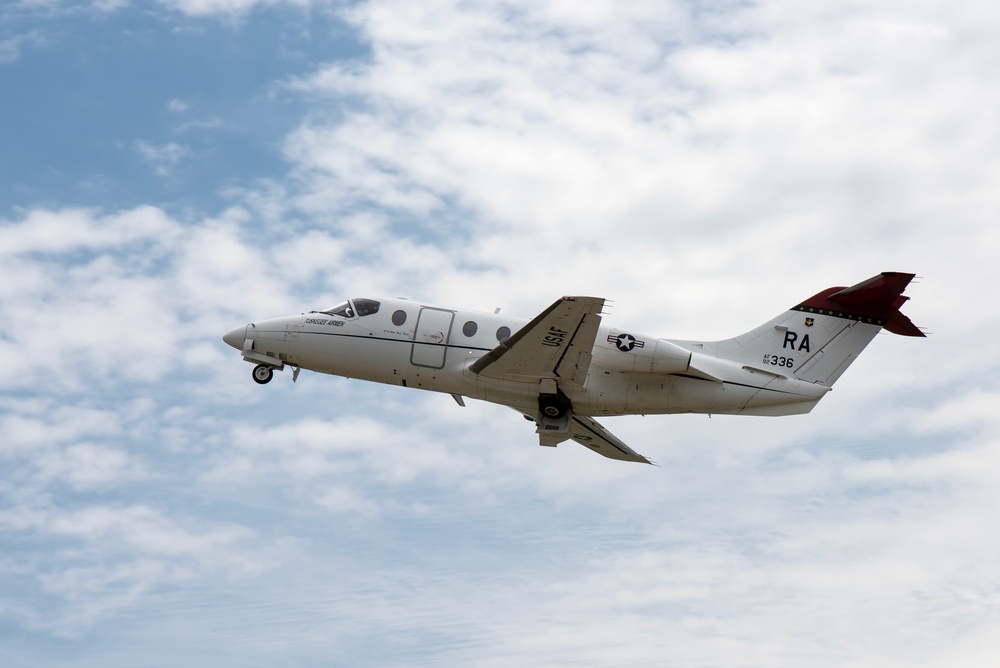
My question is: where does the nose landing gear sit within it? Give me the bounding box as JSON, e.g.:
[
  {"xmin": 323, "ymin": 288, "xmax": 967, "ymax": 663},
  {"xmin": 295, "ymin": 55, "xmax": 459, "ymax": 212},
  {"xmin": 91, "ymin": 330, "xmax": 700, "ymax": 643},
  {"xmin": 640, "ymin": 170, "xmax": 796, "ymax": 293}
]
[{"xmin": 252, "ymin": 364, "xmax": 274, "ymax": 384}]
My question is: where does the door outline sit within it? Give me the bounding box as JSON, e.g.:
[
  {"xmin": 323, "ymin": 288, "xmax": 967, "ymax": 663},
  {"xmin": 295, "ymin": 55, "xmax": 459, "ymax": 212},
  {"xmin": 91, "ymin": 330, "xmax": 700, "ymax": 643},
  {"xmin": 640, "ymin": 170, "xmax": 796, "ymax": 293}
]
[
  {"xmin": 410, "ymin": 307, "xmax": 455, "ymax": 369},
  {"xmin": 284, "ymin": 318, "xmax": 301, "ymax": 362}
]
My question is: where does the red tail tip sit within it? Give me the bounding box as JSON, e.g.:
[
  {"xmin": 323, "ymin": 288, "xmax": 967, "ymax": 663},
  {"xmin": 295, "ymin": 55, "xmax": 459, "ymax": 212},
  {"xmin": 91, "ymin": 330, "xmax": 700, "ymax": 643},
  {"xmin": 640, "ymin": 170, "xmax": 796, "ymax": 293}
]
[{"xmin": 797, "ymin": 272, "xmax": 925, "ymax": 337}]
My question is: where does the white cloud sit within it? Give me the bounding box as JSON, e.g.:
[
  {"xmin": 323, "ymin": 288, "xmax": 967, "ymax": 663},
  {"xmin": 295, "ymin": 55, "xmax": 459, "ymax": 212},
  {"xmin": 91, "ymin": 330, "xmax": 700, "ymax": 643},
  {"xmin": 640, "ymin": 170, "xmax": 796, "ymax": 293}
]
[
  {"xmin": 174, "ymin": 117, "xmax": 223, "ymax": 132},
  {"xmin": 5, "ymin": 0, "xmax": 315, "ymax": 18},
  {"xmin": 166, "ymin": 98, "xmax": 189, "ymax": 113},
  {"xmin": 0, "ymin": 205, "xmax": 177, "ymax": 255},
  {"xmin": 0, "ymin": 31, "xmax": 44, "ymax": 64},
  {"xmin": 156, "ymin": 0, "xmax": 312, "ymax": 18},
  {"xmin": 36, "ymin": 443, "xmax": 143, "ymax": 489},
  {"xmin": 91, "ymin": 0, "xmax": 131, "ymax": 10},
  {"xmin": 234, "ymin": 2, "xmax": 1000, "ymax": 661},
  {"xmin": 158, "ymin": 414, "xmax": 1000, "ymax": 665},
  {"xmin": 0, "ymin": 502, "xmax": 266, "ymax": 637},
  {"xmin": 1, "ymin": 403, "xmax": 121, "ymax": 453},
  {"xmin": 4, "ymin": 0, "xmax": 1000, "ymax": 664},
  {"xmin": 279, "ymin": 0, "xmax": 999, "ymax": 324},
  {"xmin": 0, "ymin": 205, "xmax": 349, "ymax": 391},
  {"xmin": 134, "ymin": 139, "xmax": 194, "ymax": 177}
]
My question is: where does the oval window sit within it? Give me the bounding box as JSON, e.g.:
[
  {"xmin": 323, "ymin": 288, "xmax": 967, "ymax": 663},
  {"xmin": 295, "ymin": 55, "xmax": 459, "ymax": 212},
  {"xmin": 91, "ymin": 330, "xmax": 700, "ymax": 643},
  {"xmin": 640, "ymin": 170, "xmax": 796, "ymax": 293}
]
[
  {"xmin": 496, "ymin": 326, "xmax": 511, "ymax": 342},
  {"xmin": 463, "ymin": 320, "xmax": 478, "ymax": 337},
  {"xmin": 392, "ymin": 310, "xmax": 407, "ymax": 326}
]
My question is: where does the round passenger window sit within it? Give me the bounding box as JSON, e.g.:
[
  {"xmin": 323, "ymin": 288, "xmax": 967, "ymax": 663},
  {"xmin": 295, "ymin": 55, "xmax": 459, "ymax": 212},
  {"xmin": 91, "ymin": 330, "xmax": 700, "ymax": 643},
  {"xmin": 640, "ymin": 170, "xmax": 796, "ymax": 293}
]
[
  {"xmin": 392, "ymin": 310, "xmax": 407, "ymax": 326},
  {"xmin": 463, "ymin": 320, "xmax": 478, "ymax": 337},
  {"xmin": 496, "ymin": 326, "xmax": 511, "ymax": 342}
]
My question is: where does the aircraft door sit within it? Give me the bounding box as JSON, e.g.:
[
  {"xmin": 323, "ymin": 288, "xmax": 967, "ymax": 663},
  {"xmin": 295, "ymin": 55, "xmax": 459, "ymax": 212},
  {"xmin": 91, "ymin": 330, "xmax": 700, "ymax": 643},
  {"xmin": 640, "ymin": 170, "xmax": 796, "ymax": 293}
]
[
  {"xmin": 411, "ymin": 307, "xmax": 455, "ymax": 369},
  {"xmin": 285, "ymin": 319, "xmax": 300, "ymax": 355}
]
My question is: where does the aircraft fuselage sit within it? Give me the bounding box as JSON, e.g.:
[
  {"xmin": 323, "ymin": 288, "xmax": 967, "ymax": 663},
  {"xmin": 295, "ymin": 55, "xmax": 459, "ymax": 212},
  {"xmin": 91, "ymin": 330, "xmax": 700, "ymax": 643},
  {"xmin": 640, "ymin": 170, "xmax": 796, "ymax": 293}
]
[
  {"xmin": 224, "ymin": 296, "xmax": 828, "ymax": 418},
  {"xmin": 225, "ymin": 274, "xmax": 923, "ymax": 463}
]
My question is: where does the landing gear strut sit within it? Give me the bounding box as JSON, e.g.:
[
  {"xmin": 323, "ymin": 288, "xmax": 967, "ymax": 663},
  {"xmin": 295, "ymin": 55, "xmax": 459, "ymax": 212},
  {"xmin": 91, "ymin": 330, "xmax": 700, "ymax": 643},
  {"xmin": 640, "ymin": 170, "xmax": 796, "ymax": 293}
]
[{"xmin": 252, "ymin": 364, "xmax": 274, "ymax": 385}]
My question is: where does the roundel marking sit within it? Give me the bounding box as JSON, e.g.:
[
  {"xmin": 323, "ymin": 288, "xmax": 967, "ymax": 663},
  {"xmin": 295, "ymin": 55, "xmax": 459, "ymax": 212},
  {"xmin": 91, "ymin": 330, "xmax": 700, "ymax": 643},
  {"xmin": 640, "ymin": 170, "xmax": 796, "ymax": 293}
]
[
  {"xmin": 608, "ymin": 333, "xmax": 646, "ymax": 352},
  {"xmin": 615, "ymin": 333, "xmax": 637, "ymax": 351}
]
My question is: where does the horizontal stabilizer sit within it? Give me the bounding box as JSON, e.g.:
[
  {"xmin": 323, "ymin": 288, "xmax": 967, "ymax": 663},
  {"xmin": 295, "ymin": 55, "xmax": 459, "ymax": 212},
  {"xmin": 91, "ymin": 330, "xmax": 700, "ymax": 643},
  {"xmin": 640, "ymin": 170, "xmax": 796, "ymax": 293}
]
[{"xmin": 795, "ymin": 272, "xmax": 925, "ymax": 337}]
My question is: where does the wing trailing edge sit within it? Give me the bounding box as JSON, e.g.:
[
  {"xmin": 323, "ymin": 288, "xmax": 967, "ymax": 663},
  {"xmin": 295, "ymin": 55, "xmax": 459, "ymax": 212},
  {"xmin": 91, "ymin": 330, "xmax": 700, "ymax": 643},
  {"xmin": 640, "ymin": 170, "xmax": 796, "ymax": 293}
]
[{"xmin": 535, "ymin": 413, "xmax": 653, "ymax": 465}]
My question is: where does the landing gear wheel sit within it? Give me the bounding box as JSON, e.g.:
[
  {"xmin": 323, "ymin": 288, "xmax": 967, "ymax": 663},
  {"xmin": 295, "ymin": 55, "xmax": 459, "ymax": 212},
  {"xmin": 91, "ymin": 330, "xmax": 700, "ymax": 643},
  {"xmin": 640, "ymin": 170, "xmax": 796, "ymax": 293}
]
[
  {"xmin": 252, "ymin": 364, "xmax": 274, "ymax": 385},
  {"xmin": 541, "ymin": 403, "xmax": 563, "ymax": 418},
  {"xmin": 539, "ymin": 393, "xmax": 569, "ymax": 419}
]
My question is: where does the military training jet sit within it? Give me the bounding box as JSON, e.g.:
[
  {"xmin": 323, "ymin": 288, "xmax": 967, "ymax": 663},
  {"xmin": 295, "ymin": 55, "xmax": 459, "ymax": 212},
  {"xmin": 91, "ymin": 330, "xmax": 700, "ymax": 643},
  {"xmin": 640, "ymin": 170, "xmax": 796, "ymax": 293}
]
[{"xmin": 223, "ymin": 272, "xmax": 924, "ymax": 464}]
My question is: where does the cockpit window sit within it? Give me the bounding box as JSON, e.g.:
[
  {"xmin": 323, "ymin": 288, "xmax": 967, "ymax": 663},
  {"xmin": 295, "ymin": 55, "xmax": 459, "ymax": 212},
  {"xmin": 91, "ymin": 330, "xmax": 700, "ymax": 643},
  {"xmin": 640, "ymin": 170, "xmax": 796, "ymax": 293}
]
[
  {"xmin": 321, "ymin": 301, "xmax": 355, "ymax": 318},
  {"xmin": 354, "ymin": 299, "xmax": 381, "ymax": 317},
  {"xmin": 319, "ymin": 299, "xmax": 380, "ymax": 318}
]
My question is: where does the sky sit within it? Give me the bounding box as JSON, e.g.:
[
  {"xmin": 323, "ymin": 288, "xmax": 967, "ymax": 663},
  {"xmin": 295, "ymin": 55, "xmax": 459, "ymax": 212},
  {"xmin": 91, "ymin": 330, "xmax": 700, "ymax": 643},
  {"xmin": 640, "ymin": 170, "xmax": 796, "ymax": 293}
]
[{"xmin": 2, "ymin": 0, "xmax": 999, "ymax": 665}]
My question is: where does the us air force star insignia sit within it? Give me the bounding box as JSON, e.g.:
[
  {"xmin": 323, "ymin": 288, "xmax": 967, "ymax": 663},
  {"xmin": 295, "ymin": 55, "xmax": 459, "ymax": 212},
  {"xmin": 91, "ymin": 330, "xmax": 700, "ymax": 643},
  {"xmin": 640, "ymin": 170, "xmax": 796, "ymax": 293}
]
[
  {"xmin": 805, "ymin": 317, "xmax": 815, "ymax": 327},
  {"xmin": 608, "ymin": 333, "xmax": 645, "ymax": 352}
]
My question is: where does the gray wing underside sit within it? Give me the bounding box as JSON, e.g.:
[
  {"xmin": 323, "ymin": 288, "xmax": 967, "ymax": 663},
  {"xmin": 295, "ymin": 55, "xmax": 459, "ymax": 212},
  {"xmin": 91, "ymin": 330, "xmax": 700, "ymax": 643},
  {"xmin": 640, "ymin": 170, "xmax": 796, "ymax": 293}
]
[
  {"xmin": 530, "ymin": 411, "xmax": 653, "ymax": 465},
  {"xmin": 563, "ymin": 415, "xmax": 654, "ymax": 465}
]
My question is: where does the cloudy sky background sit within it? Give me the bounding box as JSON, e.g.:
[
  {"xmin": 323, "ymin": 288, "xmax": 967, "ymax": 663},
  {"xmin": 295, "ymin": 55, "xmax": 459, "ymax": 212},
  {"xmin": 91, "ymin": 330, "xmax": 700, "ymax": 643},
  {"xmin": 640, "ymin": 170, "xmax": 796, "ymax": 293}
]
[{"xmin": 2, "ymin": 0, "xmax": 998, "ymax": 665}]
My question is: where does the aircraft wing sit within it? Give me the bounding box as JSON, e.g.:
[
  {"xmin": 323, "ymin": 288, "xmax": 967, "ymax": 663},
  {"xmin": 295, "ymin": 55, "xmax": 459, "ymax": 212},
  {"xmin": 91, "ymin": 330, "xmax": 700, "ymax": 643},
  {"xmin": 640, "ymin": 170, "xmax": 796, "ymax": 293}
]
[
  {"xmin": 470, "ymin": 296, "xmax": 604, "ymax": 390},
  {"xmin": 536, "ymin": 414, "xmax": 653, "ymax": 464}
]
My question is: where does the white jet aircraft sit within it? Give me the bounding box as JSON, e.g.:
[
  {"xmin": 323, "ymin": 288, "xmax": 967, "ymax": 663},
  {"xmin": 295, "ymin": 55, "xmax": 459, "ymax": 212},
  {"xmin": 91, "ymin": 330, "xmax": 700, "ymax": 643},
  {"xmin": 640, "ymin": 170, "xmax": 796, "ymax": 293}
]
[{"xmin": 223, "ymin": 272, "xmax": 924, "ymax": 464}]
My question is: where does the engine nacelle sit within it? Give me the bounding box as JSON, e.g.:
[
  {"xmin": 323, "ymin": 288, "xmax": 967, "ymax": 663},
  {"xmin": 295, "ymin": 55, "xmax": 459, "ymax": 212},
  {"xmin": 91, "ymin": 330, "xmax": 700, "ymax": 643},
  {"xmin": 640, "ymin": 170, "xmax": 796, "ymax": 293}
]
[
  {"xmin": 650, "ymin": 339, "xmax": 692, "ymax": 375},
  {"xmin": 594, "ymin": 335, "xmax": 694, "ymax": 375}
]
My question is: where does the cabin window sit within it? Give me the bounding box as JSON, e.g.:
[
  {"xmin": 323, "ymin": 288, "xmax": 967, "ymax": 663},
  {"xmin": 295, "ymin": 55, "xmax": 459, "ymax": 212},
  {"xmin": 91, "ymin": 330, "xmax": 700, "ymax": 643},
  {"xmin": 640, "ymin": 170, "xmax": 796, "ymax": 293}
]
[
  {"xmin": 463, "ymin": 320, "xmax": 478, "ymax": 337},
  {"xmin": 392, "ymin": 310, "xmax": 407, "ymax": 326},
  {"xmin": 496, "ymin": 326, "xmax": 511, "ymax": 342},
  {"xmin": 354, "ymin": 299, "xmax": 381, "ymax": 317}
]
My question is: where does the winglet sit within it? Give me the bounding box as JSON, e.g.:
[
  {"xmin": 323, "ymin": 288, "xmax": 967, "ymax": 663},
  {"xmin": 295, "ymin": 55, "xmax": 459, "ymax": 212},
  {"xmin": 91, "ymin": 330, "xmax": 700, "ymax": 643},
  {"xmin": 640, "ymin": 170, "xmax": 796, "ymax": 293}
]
[{"xmin": 795, "ymin": 272, "xmax": 925, "ymax": 337}]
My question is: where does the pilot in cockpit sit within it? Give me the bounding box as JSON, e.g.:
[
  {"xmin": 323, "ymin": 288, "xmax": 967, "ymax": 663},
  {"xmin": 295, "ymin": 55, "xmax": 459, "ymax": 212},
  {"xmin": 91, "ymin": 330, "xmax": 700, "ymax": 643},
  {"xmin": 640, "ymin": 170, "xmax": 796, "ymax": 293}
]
[{"xmin": 317, "ymin": 298, "xmax": 380, "ymax": 319}]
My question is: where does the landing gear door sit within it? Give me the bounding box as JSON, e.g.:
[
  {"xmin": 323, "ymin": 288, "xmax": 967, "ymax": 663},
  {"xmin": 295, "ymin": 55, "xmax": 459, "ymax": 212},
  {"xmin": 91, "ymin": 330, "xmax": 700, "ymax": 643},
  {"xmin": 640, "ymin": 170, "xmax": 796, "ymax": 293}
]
[{"xmin": 411, "ymin": 307, "xmax": 454, "ymax": 369}]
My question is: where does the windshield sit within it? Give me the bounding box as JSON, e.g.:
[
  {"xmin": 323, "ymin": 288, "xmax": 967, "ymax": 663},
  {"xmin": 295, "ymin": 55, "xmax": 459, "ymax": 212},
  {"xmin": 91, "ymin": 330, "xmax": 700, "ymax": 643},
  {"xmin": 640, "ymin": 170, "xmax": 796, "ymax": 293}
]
[
  {"xmin": 319, "ymin": 298, "xmax": 381, "ymax": 318},
  {"xmin": 320, "ymin": 301, "xmax": 354, "ymax": 318}
]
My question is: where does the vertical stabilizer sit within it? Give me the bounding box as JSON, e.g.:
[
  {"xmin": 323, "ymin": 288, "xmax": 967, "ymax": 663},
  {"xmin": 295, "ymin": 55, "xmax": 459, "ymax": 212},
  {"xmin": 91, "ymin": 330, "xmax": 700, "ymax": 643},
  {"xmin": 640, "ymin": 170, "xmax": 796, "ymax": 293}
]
[{"xmin": 679, "ymin": 272, "xmax": 923, "ymax": 388}]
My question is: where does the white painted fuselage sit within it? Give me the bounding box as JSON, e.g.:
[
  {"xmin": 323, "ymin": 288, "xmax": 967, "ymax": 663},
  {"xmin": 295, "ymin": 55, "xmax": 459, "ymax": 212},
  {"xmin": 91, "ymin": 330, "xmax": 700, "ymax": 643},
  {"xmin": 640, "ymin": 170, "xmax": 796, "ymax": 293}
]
[
  {"xmin": 224, "ymin": 274, "xmax": 922, "ymax": 463},
  {"xmin": 225, "ymin": 297, "xmax": 828, "ymax": 418}
]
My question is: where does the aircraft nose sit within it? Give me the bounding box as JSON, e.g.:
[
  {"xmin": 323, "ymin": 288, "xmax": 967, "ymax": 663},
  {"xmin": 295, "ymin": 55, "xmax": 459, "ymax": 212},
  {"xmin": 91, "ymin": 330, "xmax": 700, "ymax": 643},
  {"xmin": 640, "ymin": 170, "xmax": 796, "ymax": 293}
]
[{"xmin": 223, "ymin": 325, "xmax": 247, "ymax": 350}]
